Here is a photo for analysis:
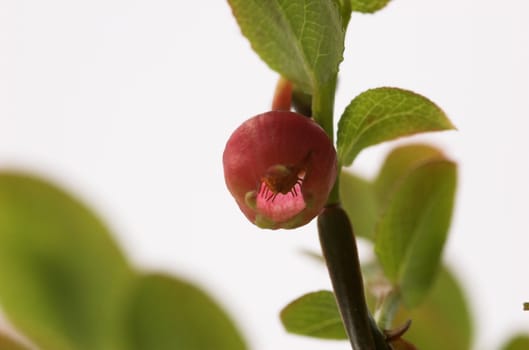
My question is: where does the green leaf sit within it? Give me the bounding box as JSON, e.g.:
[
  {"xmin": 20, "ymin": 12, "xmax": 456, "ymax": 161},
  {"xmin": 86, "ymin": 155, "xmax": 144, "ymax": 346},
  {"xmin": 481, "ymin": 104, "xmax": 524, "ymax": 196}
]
[
  {"xmin": 123, "ymin": 274, "xmax": 247, "ymax": 350},
  {"xmin": 501, "ymin": 335, "xmax": 529, "ymax": 350},
  {"xmin": 297, "ymin": 253, "xmax": 380, "ymax": 313},
  {"xmin": 393, "ymin": 266, "xmax": 473, "ymax": 350},
  {"xmin": 228, "ymin": 0, "xmax": 345, "ymax": 94},
  {"xmin": 0, "ymin": 172, "xmax": 134, "ymax": 350},
  {"xmin": 0, "ymin": 333, "xmax": 31, "ymax": 350},
  {"xmin": 280, "ymin": 290, "xmax": 389, "ymax": 348},
  {"xmin": 337, "ymin": 87, "xmax": 455, "ymax": 166},
  {"xmin": 340, "ymin": 144, "xmax": 447, "ymax": 241},
  {"xmin": 333, "ymin": 0, "xmax": 352, "ymax": 28},
  {"xmin": 280, "ymin": 291, "xmax": 347, "ymax": 339},
  {"xmin": 339, "ymin": 170, "xmax": 378, "ymax": 240},
  {"xmin": 374, "ymin": 144, "xmax": 445, "ymax": 208},
  {"xmin": 374, "ymin": 158, "xmax": 457, "ymax": 307},
  {"xmin": 351, "ymin": 0, "xmax": 392, "ymax": 13}
]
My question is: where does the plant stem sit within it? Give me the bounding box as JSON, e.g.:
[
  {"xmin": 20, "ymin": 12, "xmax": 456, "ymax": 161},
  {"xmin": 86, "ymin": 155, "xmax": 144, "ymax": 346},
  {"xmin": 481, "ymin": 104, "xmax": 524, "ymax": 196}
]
[
  {"xmin": 312, "ymin": 76, "xmax": 340, "ymax": 206},
  {"xmin": 314, "ymin": 76, "xmax": 388, "ymax": 349},
  {"xmin": 318, "ymin": 205, "xmax": 376, "ymax": 349},
  {"xmin": 312, "ymin": 76, "xmax": 337, "ymax": 143},
  {"xmin": 326, "ymin": 175, "xmax": 341, "ymax": 206}
]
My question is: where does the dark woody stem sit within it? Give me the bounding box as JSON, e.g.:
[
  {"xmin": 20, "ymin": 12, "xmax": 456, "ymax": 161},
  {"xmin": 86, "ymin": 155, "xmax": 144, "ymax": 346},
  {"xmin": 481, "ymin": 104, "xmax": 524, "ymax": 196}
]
[
  {"xmin": 312, "ymin": 75, "xmax": 387, "ymax": 349},
  {"xmin": 318, "ymin": 205, "xmax": 390, "ymax": 350}
]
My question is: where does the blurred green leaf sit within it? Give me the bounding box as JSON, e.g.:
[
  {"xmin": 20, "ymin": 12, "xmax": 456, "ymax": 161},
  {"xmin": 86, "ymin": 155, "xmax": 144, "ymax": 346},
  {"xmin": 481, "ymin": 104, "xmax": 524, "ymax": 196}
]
[
  {"xmin": 351, "ymin": 0, "xmax": 392, "ymax": 13},
  {"xmin": 374, "ymin": 159, "xmax": 457, "ymax": 307},
  {"xmin": 393, "ymin": 266, "xmax": 473, "ymax": 350},
  {"xmin": 340, "ymin": 145, "xmax": 447, "ymax": 241},
  {"xmin": 501, "ymin": 335, "xmax": 529, "ymax": 350},
  {"xmin": 228, "ymin": 0, "xmax": 345, "ymax": 94},
  {"xmin": 361, "ymin": 261, "xmax": 385, "ymax": 313},
  {"xmin": 123, "ymin": 273, "xmax": 247, "ymax": 350},
  {"xmin": 0, "ymin": 172, "xmax": 134, "ymax": 350},
  {"xmin": 0, "ymin": 333, "xmax": 31, "ymax": 350},
  {"xmin": 280, "ymin": 291, "xmax": 347, "ymax": 339},
  {"xmin": 340, "ymin": 170, "xmax": 378, "ymax": 240},
  {"xmin": 374, "ymin": 144, "xmax": 445, "ymax": 208},
  {"xmin": 337, "ymin": 87, "xmax": 454, "ymax": 166},
  {"xmin": 300, "ymin": 249, "xmax": 326, "ymax": 264}
]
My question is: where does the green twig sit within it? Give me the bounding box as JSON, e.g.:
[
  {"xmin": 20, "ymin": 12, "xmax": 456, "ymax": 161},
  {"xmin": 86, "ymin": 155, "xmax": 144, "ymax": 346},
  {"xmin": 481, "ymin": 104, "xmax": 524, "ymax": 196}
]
[
  {"xmin": 374, "ymin": 289, "xmax": 401, "ymax": 331},
  {"xmin": 311, "ymin": 76, "xmax": 340, "ymax": 206},
  {"xmin": 312, "ymin": 76, "xmax": 337, "ymax": 143}
]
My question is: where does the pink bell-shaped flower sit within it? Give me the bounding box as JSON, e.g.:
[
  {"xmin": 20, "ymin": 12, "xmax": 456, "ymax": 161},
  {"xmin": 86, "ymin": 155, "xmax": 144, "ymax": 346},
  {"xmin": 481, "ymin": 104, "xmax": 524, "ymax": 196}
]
[{"xmin": 223, "ymin": 111, "xmax": 337, "ymax": 229}]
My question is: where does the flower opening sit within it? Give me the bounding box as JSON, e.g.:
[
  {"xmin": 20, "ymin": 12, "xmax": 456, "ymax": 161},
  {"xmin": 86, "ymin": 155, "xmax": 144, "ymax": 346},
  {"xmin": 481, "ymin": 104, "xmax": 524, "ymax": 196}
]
[
  {"xmin": 255, "ymin": 164, "xmax": 307, "ymax": 223},
  {"xmin": 223, "ymin": 111, "xmax": 337, "ymax": 229}
]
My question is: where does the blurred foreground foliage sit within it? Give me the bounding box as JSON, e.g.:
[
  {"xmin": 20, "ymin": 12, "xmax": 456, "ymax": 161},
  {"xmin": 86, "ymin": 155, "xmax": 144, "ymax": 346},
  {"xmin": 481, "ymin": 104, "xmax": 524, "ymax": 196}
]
[{"xmin": 0, "ymin": 172, "xmax": 246, "ymax": 350}]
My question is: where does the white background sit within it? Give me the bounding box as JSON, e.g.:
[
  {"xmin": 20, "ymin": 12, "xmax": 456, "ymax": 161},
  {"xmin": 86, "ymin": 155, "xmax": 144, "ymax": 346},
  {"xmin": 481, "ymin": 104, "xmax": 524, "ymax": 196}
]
[{"xmin": 1, "ymin": 0, "xmax": 528, "ymax": 349}]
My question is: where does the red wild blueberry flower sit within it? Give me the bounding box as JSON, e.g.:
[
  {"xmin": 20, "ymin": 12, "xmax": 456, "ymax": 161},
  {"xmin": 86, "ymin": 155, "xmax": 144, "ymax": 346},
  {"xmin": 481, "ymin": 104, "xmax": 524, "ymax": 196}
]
[{"xmin": 223, "ymin": 111, "xmax": 337, "ymax": 229}]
